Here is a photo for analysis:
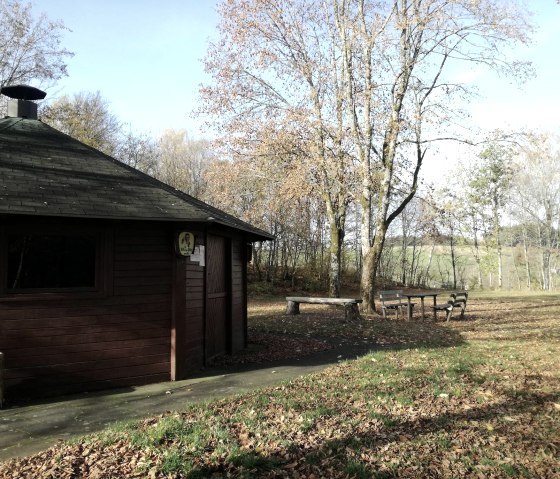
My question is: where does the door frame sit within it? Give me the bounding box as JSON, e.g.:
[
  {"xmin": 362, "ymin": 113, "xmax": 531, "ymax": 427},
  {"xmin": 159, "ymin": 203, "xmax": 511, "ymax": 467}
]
[{"xmin": 204, "ymin": 233, "xmax": 232, "ymax": 362}]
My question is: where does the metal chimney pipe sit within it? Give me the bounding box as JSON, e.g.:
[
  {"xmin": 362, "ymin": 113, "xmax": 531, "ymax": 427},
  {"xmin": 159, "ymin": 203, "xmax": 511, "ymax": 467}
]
[{"xmin": 1, "ymin": 84, "xmax": 46, "ymax": 120}]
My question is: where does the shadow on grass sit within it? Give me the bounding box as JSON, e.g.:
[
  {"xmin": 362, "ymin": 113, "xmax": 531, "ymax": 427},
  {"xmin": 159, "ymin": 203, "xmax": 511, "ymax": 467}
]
[
  {"xmin": 470, "ymin": 301, "xmax": 560, "ymax": 314},
  {"xmin": 182, "ymin": 387, "xmax": 559, "ymax": 478},
  {"xmin": 196, "ymin": 313, "xmax": 467, "ymax": 380},
  {"xmin": 308, "ymin": 390, "xmax": 558, "ymax": 478}
]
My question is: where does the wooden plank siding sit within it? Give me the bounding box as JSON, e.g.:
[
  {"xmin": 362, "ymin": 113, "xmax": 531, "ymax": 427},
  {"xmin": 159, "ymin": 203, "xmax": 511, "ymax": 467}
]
[
  {"xmin": 205, "ymin": 234, "xmax": 230, "ymax": 360},
  {"xmin": 0, "ymin": 220, "xmax": 173, "ymax": 400},
  {"xmin": 174, "ymin": 230, "xmax": 248, "ymax": 373},
  {"xmin": 0, "ymin": 216, "xmax": 252, "ymax": 401},
  {"xmin": 231, "ymin": 238, "xmax": 247, "ymax": 352},
  {"xmin": 172, "ymin": 228, "xmax": 206, "ymax": 379}
]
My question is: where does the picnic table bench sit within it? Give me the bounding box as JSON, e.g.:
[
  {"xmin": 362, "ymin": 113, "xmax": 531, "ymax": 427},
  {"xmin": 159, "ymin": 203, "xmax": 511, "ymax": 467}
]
[
  {"xmin": 378, "ymin": 290, "xmax": 414, "ymax": 319},
  {"xmin": 285, "ymin": 297, "xmax": 363, "ymax": 321},
  {"xmin": 431, "ymin": 291, "xmax": 468, "ymax": 321}
]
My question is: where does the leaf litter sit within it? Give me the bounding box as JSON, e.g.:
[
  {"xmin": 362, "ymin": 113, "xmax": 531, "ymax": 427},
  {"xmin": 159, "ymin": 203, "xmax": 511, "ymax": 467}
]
[{"xmin": 1, "ymin": 294, "xmax": 559, "ymax": 478}]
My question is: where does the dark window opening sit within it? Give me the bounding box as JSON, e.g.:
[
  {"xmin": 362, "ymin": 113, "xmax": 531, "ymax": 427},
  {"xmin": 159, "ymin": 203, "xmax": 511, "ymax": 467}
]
[{"xmin": 7, "ymin": 234, "xmax": 97, "ymax": 290}]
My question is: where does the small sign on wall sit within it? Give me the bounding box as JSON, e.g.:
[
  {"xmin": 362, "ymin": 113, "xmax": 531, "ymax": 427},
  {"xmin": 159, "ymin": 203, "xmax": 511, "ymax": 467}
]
[
  {"xmin": 190, "ymin": 245, "xmax": 205, "ymax": 266},
  {"xmin": 176, "ymin": 232, "xmax": 196, "ymax": 256}
]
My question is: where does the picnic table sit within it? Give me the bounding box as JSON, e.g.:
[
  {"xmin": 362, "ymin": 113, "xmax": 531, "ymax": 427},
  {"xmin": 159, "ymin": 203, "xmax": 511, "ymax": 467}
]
[{"xmin": 402, "ymin": 292, "xmax": 439, "ymax": 320}]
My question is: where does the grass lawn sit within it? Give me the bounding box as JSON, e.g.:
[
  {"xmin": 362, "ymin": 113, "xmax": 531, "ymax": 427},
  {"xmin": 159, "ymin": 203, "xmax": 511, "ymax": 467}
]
[{"xmin": 1, "ymin": 293, "xmax": 559, "ymax": 478}]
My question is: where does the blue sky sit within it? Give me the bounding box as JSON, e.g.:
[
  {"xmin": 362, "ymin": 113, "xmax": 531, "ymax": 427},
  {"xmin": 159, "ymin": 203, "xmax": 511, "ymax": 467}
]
[
  {"xmin": 36, "ymin": 0, "xmax": 560, "ymax": 144},
  {"xmin": 37, "ymin": 0, "xmax": 219, "ymax": 136}
]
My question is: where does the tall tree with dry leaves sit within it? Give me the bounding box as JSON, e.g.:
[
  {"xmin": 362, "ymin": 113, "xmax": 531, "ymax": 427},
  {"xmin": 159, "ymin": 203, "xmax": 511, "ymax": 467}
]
[
  {"xmin": 201, "ymin": 0, "xmax": 532, "ymax": 308},
  {"xmin": 200, "ymin": 0, "xmax": 357, "ymax": 297},
  {"xmin": 332, "ymin": 0, "xmax": 532, "ymax": 311}
]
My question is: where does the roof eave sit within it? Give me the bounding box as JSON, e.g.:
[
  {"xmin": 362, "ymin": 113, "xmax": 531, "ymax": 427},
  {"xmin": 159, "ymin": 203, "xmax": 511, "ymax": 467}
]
[{"xmin": 0, "ymin": 210, "xmax": 274, "ymax": 241}]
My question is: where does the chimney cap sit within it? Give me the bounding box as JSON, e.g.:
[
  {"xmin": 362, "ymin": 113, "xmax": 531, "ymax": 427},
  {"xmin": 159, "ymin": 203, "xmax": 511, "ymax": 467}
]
[{"xmin": 1, "ymin": 84, "xmax": 47, "ymax": 101}]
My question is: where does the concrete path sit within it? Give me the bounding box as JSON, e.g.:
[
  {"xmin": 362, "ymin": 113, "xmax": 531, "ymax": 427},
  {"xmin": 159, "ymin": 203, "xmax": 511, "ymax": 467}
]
[{"xmin": 0, "ymin": 341, "xmax": 376, "ymax": 462}]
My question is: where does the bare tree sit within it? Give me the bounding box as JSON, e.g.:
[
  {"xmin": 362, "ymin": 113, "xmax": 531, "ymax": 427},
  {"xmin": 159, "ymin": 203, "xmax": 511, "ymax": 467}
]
[
  {"xmin": 204, "ymin": 141, "xmax": 329, "ymax": 288},
  {"xmin": 201, "ymin": 0, "xmax": 532, "ymax": 306},
  {"xmin": 0, "ymin": 0, "xmax": 72, "ymax": 110},
  {"xmin": 349, "ymin": 1, "xmax": 532, "ymax": 311},
  {"xmin": 468, "ymin": 143, "xmax": 515, "ymax": 289},
  {"xmin": 116, "ymin": 129, "xmax": 160, "ymax": 176},
  {"xmin": 155, "ymin": 130, "xmax": 214, "ymax": 198},
  {"xmin": 512, "ymin": 133, "xmax": 560, "ymax": 290}
]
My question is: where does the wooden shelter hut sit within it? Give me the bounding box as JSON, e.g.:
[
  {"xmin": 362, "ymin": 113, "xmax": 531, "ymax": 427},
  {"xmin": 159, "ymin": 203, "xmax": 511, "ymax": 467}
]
[{"xmin": 0, "ymin": 85, "xmax": 272, "ymax": 403}]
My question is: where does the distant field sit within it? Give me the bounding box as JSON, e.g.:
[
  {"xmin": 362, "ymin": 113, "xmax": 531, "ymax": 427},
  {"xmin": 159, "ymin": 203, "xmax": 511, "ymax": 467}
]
[
  {"xmin": 377, "ymin": 243, "xmax": 557, "ymax": 291},
  {"xmin": 2, "ymin": 293, "xmax": 559, "ymax": 478}
]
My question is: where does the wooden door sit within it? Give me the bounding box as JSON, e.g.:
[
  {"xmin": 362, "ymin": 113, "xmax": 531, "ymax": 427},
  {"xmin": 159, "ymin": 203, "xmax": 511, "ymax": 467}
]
[{"xmin": 205, "ymin": 234, "xmax": 230, "ymax": 359}]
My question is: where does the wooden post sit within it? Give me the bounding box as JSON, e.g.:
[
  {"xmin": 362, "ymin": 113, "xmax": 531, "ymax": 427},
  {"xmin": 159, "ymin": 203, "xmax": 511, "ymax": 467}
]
[
  {"xmin": 0, "ymin": 352, "xmax": 4, "ymax": 408},
  {"xmin": 286, "ymin": 300, "xmax": 300, "ymax": 315},
  {"xmin": 344, "ymin": 303, "xmax": 362, "ymax": 321}
]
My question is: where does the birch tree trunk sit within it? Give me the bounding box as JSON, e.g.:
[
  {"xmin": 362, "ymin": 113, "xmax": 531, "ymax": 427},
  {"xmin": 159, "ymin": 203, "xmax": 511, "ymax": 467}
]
[
  {"xmin": 325, "ymin": 199, "xmax": 346, "ymax": 297},
  {"xmin": 523, "ymin": 232, "xmax": 532, "ymax": 290}
]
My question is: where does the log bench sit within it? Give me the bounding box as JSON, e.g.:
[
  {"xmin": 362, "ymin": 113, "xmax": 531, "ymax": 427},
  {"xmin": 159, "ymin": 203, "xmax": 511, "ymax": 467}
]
[{"xmin": 285, "ymin": 297, "xmax": 363, "ymax": 321}]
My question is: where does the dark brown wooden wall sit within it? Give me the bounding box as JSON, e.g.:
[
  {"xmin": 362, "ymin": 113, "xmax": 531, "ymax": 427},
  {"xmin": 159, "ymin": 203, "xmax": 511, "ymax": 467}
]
[
  {"xmin": 205, "ymin": 234, "xmax": 229, "ymax": 360},
  {"xmin": 173, "ymin": 227, "xmax": 206, "ymax": 378},
  {"xmin": 174, "ymin": 230, "xmax": 248, "ymax": 376},
  {"xmin": 0, "ymin": 217, "xmax": 251, "ymax": 401},
  {"xmin": 0, "ymin": 219, "xmax": 173, "ymax": 401},
  {"xmin": 231, "ymin": 238, "xmax": 247, "ymax": 352}
]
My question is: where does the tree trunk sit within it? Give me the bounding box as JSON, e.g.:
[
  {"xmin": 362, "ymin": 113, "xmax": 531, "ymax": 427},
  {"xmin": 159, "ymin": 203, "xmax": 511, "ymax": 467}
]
[
  {"xmin": 513, "ymin": 252, "xmax": 522, "ymax": 290},
  {"xmin": 328, "ymin": 223, "xmax": 344, "ymax": 297},
  {"xmin": 450, "ymin": 230, "xmax": 457, "ymax": 289},
  {"xmin": 493, "ymin": 190, "xmax": 503, "ymax": 289},
  {"xmin": 401, "ymin": 230, "xmax": 407, "ymax": 286},
  {"xmin": 543, "ymin": 205, "xmax": 555, "ymax": 291},
  {"xmin": 472, "ymin": 216, "xmax": 483, "ymax": 289},
  {"xmin": 253, "ymin": 242, "xmax": 263, "ymax": 281},
  {"xmin": 354, "ymin": 207, "xmax": 362, "ymax": 280},
  {"xmin": 323, "ymin": 193, "xmax": 346, "ymax": 298},
  {"xmin": 410, "ymin": 239, "xmax": 420, "ymax": 287},
  {"xmin": 360, "ymin": 247, "xmax": 377, "ymax": 314},
  {"xmin": 360, "ymin": 228, "xmax": 387, "ymax": 313},
  {"xmin": 523, "ymin": 230, "xmax": 532, "ymax": 290},
  {"xmin": 542, "ymin": 249, "xmax": 551, "ymax": 291},
  {"xmin": 497, "ymin": 241, "xmax": 503, "ymax": 289}
]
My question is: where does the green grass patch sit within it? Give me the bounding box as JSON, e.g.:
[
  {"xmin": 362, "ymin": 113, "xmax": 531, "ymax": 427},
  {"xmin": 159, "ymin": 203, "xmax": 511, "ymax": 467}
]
[
  {"xmin": 2, "ymin": 294, "xmax": 560, "ymax": 478},
  {"xmin": 127, "ymin": 415, "xmax": 204, "ymax": 448},
  {"xmin": 159, "ymin": 447, "xmax": 191, "ymax": 475},
  {"xmin": 229, "ymin": 452, "xmax": 283, "ymax": 472},
  {"xmin": 344, "ymin": 460, "xmax": 371, "ymax": 478}
]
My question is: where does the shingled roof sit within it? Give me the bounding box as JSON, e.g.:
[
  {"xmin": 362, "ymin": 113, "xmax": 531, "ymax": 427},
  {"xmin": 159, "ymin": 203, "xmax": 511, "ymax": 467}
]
[{"xmin": 0, "ymin": 117, "xmax": 272, "ymax": 241}]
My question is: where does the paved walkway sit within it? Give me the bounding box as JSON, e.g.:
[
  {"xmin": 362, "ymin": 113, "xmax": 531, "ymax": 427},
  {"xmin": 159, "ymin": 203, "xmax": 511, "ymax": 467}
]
[{"xmin": 0, "ymin": 341, "xmax": 375, "ymax": 462}]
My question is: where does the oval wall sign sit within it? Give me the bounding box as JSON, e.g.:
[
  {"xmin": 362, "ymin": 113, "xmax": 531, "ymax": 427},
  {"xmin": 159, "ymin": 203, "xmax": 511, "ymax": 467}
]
[{"xmin": 176, "ymin": 232, "xmax": 196, "ymax": 256}]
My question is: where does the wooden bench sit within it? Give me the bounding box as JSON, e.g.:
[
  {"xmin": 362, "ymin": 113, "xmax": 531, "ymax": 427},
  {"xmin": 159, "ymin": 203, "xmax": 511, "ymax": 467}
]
[
  {"xmin": 285, "ymin": 297, "xmax": 363, "ymax": 321},
  {"xmin": 379, "ymin": 290, "xmax": 414, "ymax": 319},
  {"xmin": 432, "ymin": 291, "xmax": 468, "ymax": 321}
]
